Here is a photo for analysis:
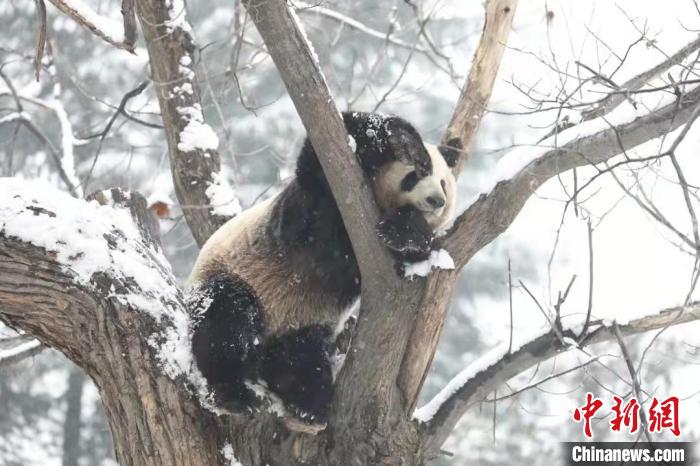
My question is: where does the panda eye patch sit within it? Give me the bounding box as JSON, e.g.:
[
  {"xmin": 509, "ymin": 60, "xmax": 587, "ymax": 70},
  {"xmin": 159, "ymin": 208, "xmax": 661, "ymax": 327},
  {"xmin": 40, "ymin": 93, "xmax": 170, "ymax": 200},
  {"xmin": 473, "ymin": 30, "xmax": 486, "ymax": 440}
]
[{"xmin": 400, "ymin": 171, "xmax": 419, "ymax": 191}]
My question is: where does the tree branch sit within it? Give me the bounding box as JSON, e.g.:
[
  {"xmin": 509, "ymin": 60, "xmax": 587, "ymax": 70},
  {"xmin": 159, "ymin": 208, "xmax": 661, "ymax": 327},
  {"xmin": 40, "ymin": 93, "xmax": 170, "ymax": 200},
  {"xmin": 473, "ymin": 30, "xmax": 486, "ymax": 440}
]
[
  {"xmin": 294, "ymin": 1, "xmax": 430, "ymax": 55},
  {"xmin": 420, "ymin": 302, "xmax": 700, "ymax": 453},
  {"xmin": 443, "ymin": 0, "xmax": 518, "ymax": 173},
  {"xmin": 45, "ymin": 0, "xmax": 135, "ymax": 52},
  {"xmin": 240, "ymin": 1, "xmax": 425, "ymax": 451},
  {"xmin": 444, "ymin": 83, "xmax": 700, "ymax": 269},
  {"xmin": 137, "ymin": 0, "xmax": 241, "ymax": 246},
  {"xmin": 582, "ymin": 35, "xmax": 700, "ymax": 121},
  {"xmin": 241, "ymin": 0, "xmax": 393, "ymax": 281},
  {"xmin": 0, "ymin": 180, "xmax": 222, "ymax": 465},
  {"xmin": 398, "ymin": 0, "xmax": 519, "ymax": 411}
]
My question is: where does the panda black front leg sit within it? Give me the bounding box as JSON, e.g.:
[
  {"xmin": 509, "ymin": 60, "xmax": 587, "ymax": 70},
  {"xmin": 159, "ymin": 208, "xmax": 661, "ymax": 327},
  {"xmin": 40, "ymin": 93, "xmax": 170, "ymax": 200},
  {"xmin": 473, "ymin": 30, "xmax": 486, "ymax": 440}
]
[
  {"xmin": 189, "ymin": 273, "xmax": 265, "ymax": 414},
  {"xmin": 376, "ymin": 205, "xmax": 434, "ymax": 260},
  {"xmin": 261, "ymin": 324, "xmax": 333, "ymax": 426}
]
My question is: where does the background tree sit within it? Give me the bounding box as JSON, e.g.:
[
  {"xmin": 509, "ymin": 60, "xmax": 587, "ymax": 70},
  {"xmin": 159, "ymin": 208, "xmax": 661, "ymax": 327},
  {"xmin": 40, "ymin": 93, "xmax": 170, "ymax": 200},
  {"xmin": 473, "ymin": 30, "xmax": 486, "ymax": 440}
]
[{"xmin": 1, "ymin": 0, "xmax": 699, "ymax": 465}]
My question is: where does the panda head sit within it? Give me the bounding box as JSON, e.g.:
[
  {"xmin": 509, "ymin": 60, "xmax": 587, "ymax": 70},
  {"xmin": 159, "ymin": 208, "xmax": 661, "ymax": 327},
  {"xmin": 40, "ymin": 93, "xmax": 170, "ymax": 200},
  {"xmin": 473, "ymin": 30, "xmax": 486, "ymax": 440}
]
[
  {"xmin": 373, "ymin": 142, "xmax": 458, "ymax": 231},
  {"xmin": 342, "ymin": 112, "xmax": 460, "ymax": 230}
]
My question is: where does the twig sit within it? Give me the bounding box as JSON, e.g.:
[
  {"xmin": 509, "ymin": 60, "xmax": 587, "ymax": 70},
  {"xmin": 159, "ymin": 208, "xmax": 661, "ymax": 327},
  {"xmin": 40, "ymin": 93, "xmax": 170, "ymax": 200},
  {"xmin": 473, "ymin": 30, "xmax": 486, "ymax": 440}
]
[
  {"xmin": 82, "ymin": 80, "xmax": 151, "ymax": 194},
  {"xmin": 121, "ymin": 0, "xmax": 137, "ymax": 50},
  {"xmin": 612, "ymin": 322, "xmax": 653, "ymax": 442},
  {"xmin": 45, "ymin": 0, "xmax": 135, "ymax": 52},
  {"xmin": 507, "ymin": 259, "xmax": 513, "ymax": 354},
  {"xmin": 578, "ymin": 221, "xmax": 594, "ymax": 339},
  {"xmin": 32, "ymin": 0, "xmax": 48, "ymax": 81}
]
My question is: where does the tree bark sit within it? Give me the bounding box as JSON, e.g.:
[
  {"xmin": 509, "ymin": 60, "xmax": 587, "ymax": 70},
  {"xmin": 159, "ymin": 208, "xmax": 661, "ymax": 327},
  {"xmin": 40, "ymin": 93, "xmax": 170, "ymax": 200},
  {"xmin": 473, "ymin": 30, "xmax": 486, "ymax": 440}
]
[
  {"xmin": 136, "ymin": 0, "xmax": 231, "ymax": 246},
  {"xmin": 62, "ymin": 368, "xmax": 85, "ymax": 466}
]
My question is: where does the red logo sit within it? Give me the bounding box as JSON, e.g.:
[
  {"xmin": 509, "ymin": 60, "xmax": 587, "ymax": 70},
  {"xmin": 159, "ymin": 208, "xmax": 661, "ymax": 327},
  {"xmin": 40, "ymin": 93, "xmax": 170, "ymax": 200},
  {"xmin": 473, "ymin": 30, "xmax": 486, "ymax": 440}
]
[
  {"xmin": 573, "ymin": 394, "xmax": 681, "ymax": 438},
  {"xmin": 572, "ymin": 392, "xmax": 603, "ymax": 438},
  {"xmin": 648, "ymin": 396, "xmax": 680, "ymax": 437}
]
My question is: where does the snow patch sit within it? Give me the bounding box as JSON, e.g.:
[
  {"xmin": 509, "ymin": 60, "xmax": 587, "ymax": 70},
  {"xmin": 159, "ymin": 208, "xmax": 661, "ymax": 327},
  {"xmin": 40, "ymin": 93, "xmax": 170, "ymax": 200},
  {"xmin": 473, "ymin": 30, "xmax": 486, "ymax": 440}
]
[
  {"xmin": 347, "ymin": 135, "xmax": 357, "ymax": 153},
  {"xmin": 164, "ymin": 0, "xmax": 193, "ymax": 33},
  {"xmin": 178, "ymin": 118, "xmax": 220, "ymax": 153},
  {"xmin": 58, "ymin": 0, "xmax": 126, "ymax": 44},
  {"xmin": 0, "ymin": 339, "xmax": 41, "ymax": 361},
  {"xmin": 413, "ymin": 325, "xmax": 552, "ymax": 423},
  {"xmin": 205, "ymin": 172, "xmax": 242, "ymax": 217},
  {"xmin": 221, "ymin": 443, "xmax": 243, "ymax": 466},
  {"xmin": 403, "ymin": 249, "xmax": 455, "ymax": 278},
  {"xmin": 0, "ymin": 179, "xmax": 214, "ymax": 410}
]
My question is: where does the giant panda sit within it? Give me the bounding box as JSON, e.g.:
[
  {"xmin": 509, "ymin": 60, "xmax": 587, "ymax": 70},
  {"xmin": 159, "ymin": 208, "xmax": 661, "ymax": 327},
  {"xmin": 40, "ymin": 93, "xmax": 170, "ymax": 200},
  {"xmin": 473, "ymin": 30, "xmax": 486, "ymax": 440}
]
[{"xmin": 188, "ymin": 111, "xmax": 459, "ymax": 428}]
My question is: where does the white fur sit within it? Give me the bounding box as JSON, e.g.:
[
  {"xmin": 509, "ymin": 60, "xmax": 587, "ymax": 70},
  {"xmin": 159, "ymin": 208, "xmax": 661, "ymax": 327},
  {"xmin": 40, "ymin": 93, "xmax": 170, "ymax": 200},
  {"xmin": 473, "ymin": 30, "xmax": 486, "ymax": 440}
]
[{"xmin": 373, "ymin": 144, "xmax": 456, "ymax": 229}]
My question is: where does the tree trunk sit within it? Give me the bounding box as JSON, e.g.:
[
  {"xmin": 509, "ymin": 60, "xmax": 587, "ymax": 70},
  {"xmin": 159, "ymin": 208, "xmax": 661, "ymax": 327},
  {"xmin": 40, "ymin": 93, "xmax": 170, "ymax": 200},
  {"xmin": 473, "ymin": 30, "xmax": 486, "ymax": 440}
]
[{"xmin": 62, "ymin": 368, "xmax": 85, "ymax": 466}]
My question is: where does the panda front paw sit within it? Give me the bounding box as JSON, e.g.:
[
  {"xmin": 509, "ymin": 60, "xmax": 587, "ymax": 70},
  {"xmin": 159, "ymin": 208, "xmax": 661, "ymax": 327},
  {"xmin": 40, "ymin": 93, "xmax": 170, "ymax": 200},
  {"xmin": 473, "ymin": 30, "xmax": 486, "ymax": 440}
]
[{"xmin": 376, "ymin": 207, "xmax": 433, "ymax": 256}]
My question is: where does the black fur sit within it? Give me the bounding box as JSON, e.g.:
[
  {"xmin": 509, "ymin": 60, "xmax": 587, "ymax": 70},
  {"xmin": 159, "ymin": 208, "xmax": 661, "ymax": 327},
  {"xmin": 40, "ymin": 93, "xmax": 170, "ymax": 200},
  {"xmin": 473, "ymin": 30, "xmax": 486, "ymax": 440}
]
[
  {"xmin": 191, "ymin": 275, "xmax": 334, "ymax": 421},
  {"xmin": 440, "ymin": 137, "xmax": 462, "ymax": 168},
  {"xmin": 341, "ymin": 112, "xmax": 433, "ymax": 176},
  {"xmin": 262, "ymin": 325, "xmax": 333, "ymax": 421},
  {"xmin": 191, "ymin": 111, "xmax": 446, "ymax": 422},
  {"xmin": 376, "ymin": 205, "xmax": 434, "ymax": 260},
  {"xmin": 190, "ymin": 273, "xmax": 264, "ymax": 412},
  {"xmin": 400, "ymin": 171, "xmax": 420, "ymax": 192}
]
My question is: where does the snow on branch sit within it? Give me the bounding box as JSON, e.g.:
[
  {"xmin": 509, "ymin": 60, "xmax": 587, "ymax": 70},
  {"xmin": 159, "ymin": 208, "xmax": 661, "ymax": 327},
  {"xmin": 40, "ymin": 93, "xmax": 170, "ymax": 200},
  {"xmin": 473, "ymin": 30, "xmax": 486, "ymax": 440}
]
[
  {"xmin": 444, "ymin": 79, "xmax": 700, "ymax": 270},
  {"xmin": 0, "ymin": 179, "xmax": 192, "ymax": 380},
  {"xmin": 136, "ymin": 0, "xmax": 237, "ymax": 246},
  {"xmin": 45, "ymin": 0, "xmax": 135, "ymax": 52},
  {"xmin": 43, "ymin": 98, "xmax": 83, "ymax": 197},
  {"xmin": 0, "ymin": 339, "xmax": 43, "ymax": 368},
  {"xmin": 582, "ymin": 36, "xmax": 700, "ymax": 121},
  {"xmin": 418, "ymin": 301, "xmax": 700, "ymax": 452}
]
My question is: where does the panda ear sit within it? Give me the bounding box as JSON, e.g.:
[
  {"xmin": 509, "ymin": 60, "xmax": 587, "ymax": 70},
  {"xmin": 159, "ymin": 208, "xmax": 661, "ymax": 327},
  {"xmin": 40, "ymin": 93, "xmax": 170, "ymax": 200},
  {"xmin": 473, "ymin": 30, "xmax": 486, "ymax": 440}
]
[
  {"xmin": 384, "ymin": 117, "xmax": 432, "ymax": 176},
  {"xmin": 439, "ymin": 138, "xmax": 462, "ymax": 168}
]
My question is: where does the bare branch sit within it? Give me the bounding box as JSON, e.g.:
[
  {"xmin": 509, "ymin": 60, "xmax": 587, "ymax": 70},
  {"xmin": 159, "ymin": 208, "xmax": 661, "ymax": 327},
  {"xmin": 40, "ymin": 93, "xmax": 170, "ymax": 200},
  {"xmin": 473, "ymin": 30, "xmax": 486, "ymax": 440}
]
[
  {"xmin": 45, "ymin": 0, "xmax": 135, "ymax": 52},
  {"xmin": 137, "ymin": 0, "xmax": 240, "ymax": 246},
  {"xmin": 32, "ymin": 0, "xmax": 48, "ymax": 81},
  {"xmin": 582, "ymin": 36, "xmax": 700, "ymax": 121},
  {"xmin": 82, "ymin": 80, "xmax": 151, "ymax": 193},
  {"xmin": 443, "ymin": 0, "xmax": 519, "ymax": 173},
  {"xmin": 121, "ymin": 0, "xmax": 137, "ymax": 50},
  {"xmin": 294, "ymin": 1, "xmax": 430, "ymax": 55},
  {"xmin": 420, "ymin": 302, "xmax": 700, "ymax": 453},
  {"xmin": 443, "ymin": 83, "xmax": 700, "ymax": 269},
  {"xmin": 612, "ymin": 322, "xmax": 652, "ymax": 441}
]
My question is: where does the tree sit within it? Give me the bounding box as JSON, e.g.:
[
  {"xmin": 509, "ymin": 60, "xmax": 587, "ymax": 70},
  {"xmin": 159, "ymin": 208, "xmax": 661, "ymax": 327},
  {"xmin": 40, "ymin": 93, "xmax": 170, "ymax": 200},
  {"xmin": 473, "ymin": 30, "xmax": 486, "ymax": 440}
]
[{"xmin": 1, "ymin": 0, "xmax": 699, "ymax": 464}]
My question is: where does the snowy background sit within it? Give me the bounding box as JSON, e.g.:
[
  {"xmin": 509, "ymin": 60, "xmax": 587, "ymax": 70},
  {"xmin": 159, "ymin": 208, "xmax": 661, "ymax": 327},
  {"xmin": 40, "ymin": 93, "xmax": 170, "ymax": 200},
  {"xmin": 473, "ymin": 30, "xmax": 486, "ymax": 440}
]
[{"xmin": 1, "ymin": 0, "xmax": 700, "ymax": 464}]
